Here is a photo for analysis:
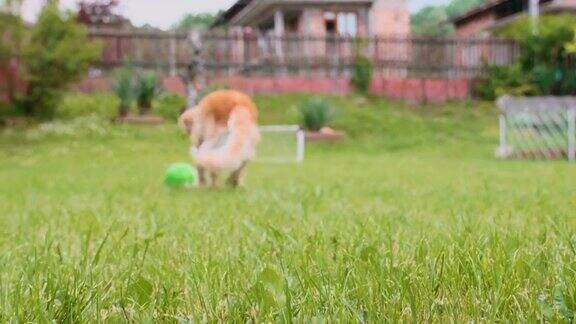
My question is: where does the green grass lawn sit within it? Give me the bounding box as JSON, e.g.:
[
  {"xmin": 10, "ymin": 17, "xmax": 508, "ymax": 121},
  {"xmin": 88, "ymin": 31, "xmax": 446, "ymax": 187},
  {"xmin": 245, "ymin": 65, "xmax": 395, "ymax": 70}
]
[{"xmin": 0, "ymin": 94, "xmax": 575, "ymax": 322}]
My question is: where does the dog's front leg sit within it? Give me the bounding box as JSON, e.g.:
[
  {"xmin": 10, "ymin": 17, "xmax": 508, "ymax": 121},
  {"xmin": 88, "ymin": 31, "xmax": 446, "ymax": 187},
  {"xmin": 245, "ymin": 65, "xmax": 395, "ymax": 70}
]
[{"xmin": 197, "ymin": 166, "xmax": 208, "ymax": 187}]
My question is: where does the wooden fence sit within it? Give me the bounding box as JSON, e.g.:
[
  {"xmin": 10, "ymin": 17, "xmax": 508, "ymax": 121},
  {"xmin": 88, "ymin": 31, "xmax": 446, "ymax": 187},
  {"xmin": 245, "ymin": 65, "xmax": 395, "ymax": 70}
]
[
  {"xmin": 88, "ymin": 30, "xmax": 519, "ymax": 79},
  {"xmin": 202, "ymin": 33, "xmax": 519, "ymax": 78},
  {"xmin": 88, "ymin": 29, "xmax": 192, "ymax": 72}
]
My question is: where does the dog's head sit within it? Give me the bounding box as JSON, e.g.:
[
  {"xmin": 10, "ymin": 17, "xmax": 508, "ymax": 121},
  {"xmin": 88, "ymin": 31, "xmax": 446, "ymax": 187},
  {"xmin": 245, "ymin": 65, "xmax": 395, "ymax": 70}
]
[
  {"xmin": 178, "ymin": 108, "xmax": 202, "ymax": 145},
  {"xmin": 178, "ymin": 108, "xmax": 195, "ymax": 134}
]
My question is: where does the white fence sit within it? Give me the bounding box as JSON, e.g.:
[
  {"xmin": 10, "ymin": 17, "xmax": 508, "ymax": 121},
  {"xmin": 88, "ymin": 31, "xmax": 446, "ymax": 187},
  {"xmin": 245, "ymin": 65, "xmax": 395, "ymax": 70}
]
[{"xmin": 497, "ymin": 96, "xmax": 576, "ymax": 162}]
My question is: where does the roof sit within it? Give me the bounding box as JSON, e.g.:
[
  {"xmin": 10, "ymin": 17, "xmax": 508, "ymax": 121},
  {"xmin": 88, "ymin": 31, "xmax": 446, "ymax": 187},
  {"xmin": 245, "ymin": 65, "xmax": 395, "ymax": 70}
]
[
  {"xmin": 449, "ymin": 0, "xmax": 576, "ymax": 25},
  {"xmin": 212, "ymin": 0, "xmax": 254, "ymax": 27},
  {"xmin": 212, "ymin": 0, "xmax": 373, "ymax": 27}
]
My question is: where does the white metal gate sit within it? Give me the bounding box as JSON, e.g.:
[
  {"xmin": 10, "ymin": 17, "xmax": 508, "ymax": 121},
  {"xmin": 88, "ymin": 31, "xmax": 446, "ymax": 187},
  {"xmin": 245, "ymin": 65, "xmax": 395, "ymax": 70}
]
[{"xmin": 497, "ymin": 96, "xmax": 576, "ymax": 162}]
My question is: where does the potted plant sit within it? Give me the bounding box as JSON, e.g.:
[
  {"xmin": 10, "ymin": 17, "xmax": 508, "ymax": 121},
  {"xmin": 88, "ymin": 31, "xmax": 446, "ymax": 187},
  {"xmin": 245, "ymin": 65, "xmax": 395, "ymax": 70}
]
[
  {"xmin": 299, "ymin": 98, "xmax": 344, "ymax": 142},
  {"xmin": 136, "ymin": 72, "xmax": 157, "ymax": 115},
  {"xmin": 114, "ymin": 67, "xmax": 134, "ymax": 118}
]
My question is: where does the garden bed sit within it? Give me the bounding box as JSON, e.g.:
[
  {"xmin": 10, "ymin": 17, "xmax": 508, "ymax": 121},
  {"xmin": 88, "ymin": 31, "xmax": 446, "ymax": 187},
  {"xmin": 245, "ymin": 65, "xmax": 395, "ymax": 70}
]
[{"xmin": 305, "ymin": 127, "xmax": 346, "ymax": 142}]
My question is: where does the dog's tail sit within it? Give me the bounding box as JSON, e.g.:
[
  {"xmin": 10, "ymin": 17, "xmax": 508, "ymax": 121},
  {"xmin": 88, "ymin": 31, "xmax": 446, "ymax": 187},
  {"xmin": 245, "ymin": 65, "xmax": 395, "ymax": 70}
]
[{"xmin": 193, "ymin": 106, "xmax": 260, "ymax": 171}]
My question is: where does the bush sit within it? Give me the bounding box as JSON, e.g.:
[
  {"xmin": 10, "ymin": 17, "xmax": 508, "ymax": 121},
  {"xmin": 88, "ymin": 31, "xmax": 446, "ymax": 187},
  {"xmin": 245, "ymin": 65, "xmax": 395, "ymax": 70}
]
[
  {"xmin": 473, "ymin": 65, "xmax": 537, "ymax": 100},
  {"xmin": 299, "ymin": 98, "xmax": 333, "ymax": 131},
  {"xmin": 476, "ymin": 15, "xmax": 576, "ymax": 99},
  {"xmin": 19, "ymin": 3, "xmax": 101, "ymax": 118},
  {"xmin": 351, "ymin": 55, "xmax": 373, "ymax": 95},
  {"xmin": 155, "ymin": 93, "xmax": 186, "ymax": 121},
  {"xmin": 114, "ymin": 67, "xmax": 134, "ymax": 117},
  {"xmin": 499, "ymin": 15, "xmax": 576, "ymax": 71},
  {"xmin": 136, "ymin": 72, "xmax": 157, "ymax": 115}
]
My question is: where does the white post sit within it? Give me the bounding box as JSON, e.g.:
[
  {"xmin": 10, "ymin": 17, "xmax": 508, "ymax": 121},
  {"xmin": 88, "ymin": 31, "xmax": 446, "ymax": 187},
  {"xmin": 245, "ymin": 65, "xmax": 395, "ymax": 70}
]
[
  {"xmin": 274, "ymin": 10, "xmax": 285, "ymax": 37},
  {"xmin": 569, "ymin": 109, "xmax": 576, "ymax": 162},
  {"xmin": 169, "ymin": 34, "xmax": 177, "ymax": 77},
  {"xmin": 274, "ymin": 9, "xmax": 285, "ymax": 64},
  {"xmin": 296, "ymin": 129, "xmax": 305, "ymax": 163},
  {"xmin": 529, "ymin": 0, "xmax": 539, "ymax": 35},
  {"xmin": 499, "ymin": 114, "xmax": 507, "ymax": 150}
]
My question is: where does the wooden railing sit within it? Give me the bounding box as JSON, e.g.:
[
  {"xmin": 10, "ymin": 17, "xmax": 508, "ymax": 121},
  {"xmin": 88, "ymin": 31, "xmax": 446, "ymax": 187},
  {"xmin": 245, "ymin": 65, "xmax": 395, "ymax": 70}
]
[{"xmin": 88, "ymin": 30, "xmax": 519, "ymax": 78}]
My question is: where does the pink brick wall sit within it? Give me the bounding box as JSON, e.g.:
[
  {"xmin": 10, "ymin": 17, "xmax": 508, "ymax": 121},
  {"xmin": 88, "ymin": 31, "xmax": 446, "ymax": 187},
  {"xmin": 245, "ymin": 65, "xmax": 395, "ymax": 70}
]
[
  {"xmin": 210, "ymin": 76, "xmax": 469, "ymax": 103},
  {"xmin": 73, "ymin": 75, "xmax": 469, "ymax": 104},
  {"xmin": 372, "ymin": 0, "xmax": 411, "ymax": 36},
  {"xmin": 73, "ymin": 76, "xmax": 187, "ymax": 96},
  {"xmin": 455, "ymin": 13, "xmax": 495, "ymax": 37}
]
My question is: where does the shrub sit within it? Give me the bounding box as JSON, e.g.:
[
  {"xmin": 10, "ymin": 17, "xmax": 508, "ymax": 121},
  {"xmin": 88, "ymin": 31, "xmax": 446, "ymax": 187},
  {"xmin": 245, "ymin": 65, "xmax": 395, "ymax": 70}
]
[
  {"xmin": 19, "ymin": 3, "xmax": 101, "ymax": 118},
  {"xmin": 499, "ymin": 15, "xmax": 576, "ymax": 72},
  {"xmin": 114, "ymin": 67, "xmax": 134, "ymax": 117},
  {"xmin": 299, "ymin": 98, "xmax": 333, "ymax": 131},
  {"xmin": 136, "ymin": 72, "xmax": 157, "ymax": 115},
  {"xmin": 155, "ymin": 93, "xmax": 186, "ymax": 121},
  {"xmin": 475, "ymin": 15, "xmax": 576, "ymax": 100},
  {"xmin": 473, "ymin": 65, "xmax": 537, "ymax": 100},
  {"xmin": 351, "ymin": 55, "xmax": 373, "ymax": 95},
  {"xmin": 475, "ymin": 15, "xmax": 576, "ymax": 99}
]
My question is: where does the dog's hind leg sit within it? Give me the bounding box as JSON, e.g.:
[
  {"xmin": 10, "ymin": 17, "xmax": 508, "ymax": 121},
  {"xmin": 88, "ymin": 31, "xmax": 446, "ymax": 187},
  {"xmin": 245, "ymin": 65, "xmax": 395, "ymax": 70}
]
[
  {"xmin": 227, "ymin": 162, "xmax": 248, "ymax": 188},
  {"xmin": 210, "ymin": 171, "xmax": 220, "ymax": 188}
]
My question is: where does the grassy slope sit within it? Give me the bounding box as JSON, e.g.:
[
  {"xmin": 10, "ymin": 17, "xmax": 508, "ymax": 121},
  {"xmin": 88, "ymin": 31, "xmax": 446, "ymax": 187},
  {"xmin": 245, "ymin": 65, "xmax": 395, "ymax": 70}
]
[{"xmin": 0, "ymin": 94, "xmax": 575, "ymax": 321}]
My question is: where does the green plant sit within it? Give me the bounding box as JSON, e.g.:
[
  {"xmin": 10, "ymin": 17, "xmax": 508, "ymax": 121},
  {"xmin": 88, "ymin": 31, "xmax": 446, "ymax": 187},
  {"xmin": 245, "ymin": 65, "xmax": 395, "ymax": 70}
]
[
  {"xmin": 473, "ymin": 65, "xmax": 538, "ymax": 100},
  {"xmin": 114, "ymin": 67, "xmax": 134, "ymax": 117},
  {"xmin": 351, "ymin": 55, "xmax": 373, "ymax": 95},
  {"xmin": 479, "ymin": 14, "xmax": 576, "ymax": 98},
  {"xmin": 19, "ymin": 2, "xmax": 101, "ymax": 118},
  {"xmin": 499, "ymin": 15, "xmax": 576, "ymax": 71},
  {"xmin": 299, "ymin": 98, "xmax": 333, "ymax": 131},
  {"xmin": 175, "ymin": 12, "xmax": 217, "ymax": 30},
  {"xmin": 136, "ymin": 72, "xmax": 157, "ymax": 115},
  {"xmin": 155, "ymin": 93, "xmax": 186, "ymax": 121}
]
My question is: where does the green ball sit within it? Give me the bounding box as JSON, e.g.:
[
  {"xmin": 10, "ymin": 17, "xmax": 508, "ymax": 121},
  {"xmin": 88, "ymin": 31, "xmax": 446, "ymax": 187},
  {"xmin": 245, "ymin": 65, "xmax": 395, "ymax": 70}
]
[{"xmin": 164, "ymin": 163, "xmax": 198, "ymax": 188}]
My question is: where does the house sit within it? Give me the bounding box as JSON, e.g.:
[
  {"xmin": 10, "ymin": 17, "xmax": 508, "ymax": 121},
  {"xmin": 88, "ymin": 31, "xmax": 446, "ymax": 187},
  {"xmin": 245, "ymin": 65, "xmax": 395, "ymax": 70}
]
[
  {"xmin": 212, "ymin": 0, "xmax": 410, "ymax": 37},
  {"xmin": 451, "ymin": 0, "xmax": 576, "ymax": 37},
  {"xmin": 77, "ymin": 0, "xmax": 132, "ymax": 31}
]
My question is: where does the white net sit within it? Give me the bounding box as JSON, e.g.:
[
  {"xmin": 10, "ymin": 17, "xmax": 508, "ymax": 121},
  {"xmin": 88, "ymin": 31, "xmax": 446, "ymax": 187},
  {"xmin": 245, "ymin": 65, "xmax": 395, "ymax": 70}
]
[{"xmin": 255, "ymin": 125, "xmax": 305, "ymax": 164}]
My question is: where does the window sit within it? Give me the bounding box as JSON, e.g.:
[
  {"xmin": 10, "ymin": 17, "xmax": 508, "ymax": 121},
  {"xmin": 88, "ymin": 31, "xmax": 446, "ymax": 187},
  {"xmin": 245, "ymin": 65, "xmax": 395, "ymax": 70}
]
[
  {"xmin": 338, "ymin": 13, "xmax": 357, "ymax": 36},
  {"xmin": 324, "ymin": 11, "xmax": 358, "ymax": 36}
]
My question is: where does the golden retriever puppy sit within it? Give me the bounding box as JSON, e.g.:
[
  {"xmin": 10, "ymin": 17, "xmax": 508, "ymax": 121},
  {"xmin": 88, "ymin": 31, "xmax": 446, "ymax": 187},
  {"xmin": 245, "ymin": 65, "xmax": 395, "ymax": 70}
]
[{"xmin": 179, "ymin": 90, "xmax": 260, "ymax": 187}]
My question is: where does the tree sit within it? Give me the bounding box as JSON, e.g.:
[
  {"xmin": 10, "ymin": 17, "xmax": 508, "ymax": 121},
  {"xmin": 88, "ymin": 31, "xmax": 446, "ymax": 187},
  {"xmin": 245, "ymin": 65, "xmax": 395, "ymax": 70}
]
[
  {"xmin": 411, "ymin": 6, "xmax": 453, "ymax": 36},
  {"xmin": 174, "ymin": 13, "xmax": 218, "ymax": 30},
  {"xmin": 20, "ymin": 2, "xmax": 102, "ymax": 117},
  {"xmin": 411, "ymin": 0, "xmax": 487, "ymax": 36},
  {"xmin": 445, "ymin": 0, "xmax": 485, "ymax": 18}
]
